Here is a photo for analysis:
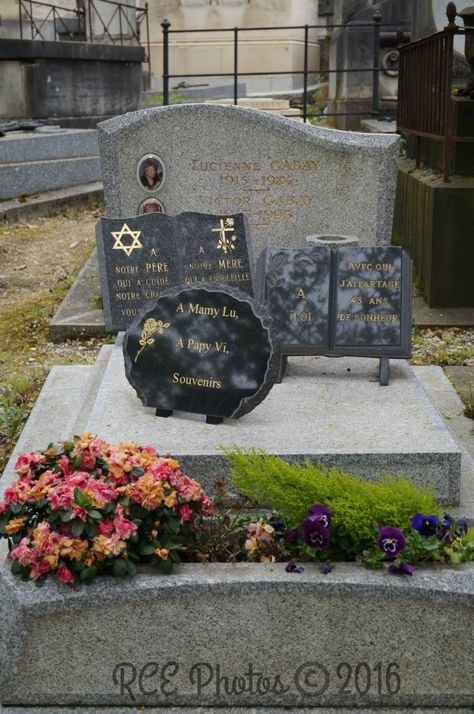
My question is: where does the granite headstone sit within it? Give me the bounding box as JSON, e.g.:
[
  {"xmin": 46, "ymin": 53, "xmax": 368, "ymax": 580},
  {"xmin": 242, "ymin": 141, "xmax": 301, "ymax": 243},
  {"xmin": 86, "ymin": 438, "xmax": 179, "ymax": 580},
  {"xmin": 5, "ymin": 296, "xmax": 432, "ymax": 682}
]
[
  {"xmin": 96, "ymin": 211, "xmax": 253, "ymax": 330},
  {"xmin": 97, "ymin": 104, "xmax": 400, "ymax": 265},
  {"xmin": 123, "ymin": 285, "xmax": 279, "ymax": 420}
]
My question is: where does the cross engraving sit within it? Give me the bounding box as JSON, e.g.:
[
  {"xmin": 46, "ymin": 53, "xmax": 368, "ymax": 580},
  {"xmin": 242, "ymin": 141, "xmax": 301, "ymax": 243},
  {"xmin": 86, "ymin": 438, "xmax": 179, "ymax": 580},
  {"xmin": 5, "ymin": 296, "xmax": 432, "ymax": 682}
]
[{"xmin": 211, "ymin": 217, "xmax": 238, "ymax": 254}]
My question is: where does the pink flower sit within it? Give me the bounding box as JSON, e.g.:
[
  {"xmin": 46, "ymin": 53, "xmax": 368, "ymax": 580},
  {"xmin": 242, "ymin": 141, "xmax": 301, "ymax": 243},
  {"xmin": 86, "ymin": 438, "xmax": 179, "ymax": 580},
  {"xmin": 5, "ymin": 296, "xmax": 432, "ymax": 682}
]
[
  {"xmin": 82, "ymin": 452, "xmax": 96, "ymax": 470},
  {"xmin": 85, "ymin": 479, "xmax": 118, "ymax": 507},
  {"xmin": 29, "ymin": 559, "xmax": 51, "ymax": 581},
  {"xmin": 114, "ymin": 512, "xmax": 137, "ymax": 540},
  {"xmin": 59, "ymin": 455, "xmax": 71, "ymax": 477},
  {"xmin": 72, "ymin": 506, "xmax": 88, "ymax": 521},
  {"xmin": 201, "ymin": 496, "xmax": 214, "ymax": 517},
  {"xmin": 15, "ymin": 451, "xmax": 46, "ymax": 476},
  {"xmin": 55, "ymin": 563, "xmax": 75, "ymax": 584},
  {"xmin": 65, "ymin": 472, "xmax": 89, "ymax": 489},
  {"xmin": 3, "ymin": 480, "xmax": 29, "ymax": 505},
  {"xmin": 97, "ymin": 519, "xmax": 115, "ymax": 537},
  {"xmin": 47, "ymin": 486, "xmax": 74, "ymax": 511},
  {"xmin": 10, "ymin": 538, "xmax": 35, "ymax": 566},
  {"xmin": 178, "ymin": 503, "xmax": 193, "ymax": 523}
]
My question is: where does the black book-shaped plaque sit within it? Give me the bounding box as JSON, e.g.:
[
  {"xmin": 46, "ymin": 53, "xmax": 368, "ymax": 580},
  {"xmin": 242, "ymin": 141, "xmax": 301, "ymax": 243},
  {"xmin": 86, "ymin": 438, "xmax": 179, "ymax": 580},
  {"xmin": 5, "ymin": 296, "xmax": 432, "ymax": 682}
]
[
  {"xmin": 96, "ymin": 211, "xmax": 253, "ymax": 331},
  {"xmin": 332, "ymin": 246, "xmax": 411, "ymax": 357},
  {"xmin": 123, "ymin": 285, "xmax": 279, "ymax": 420},
  {"xmin": 257, "ymin": 245, "xmax": 411, "ymax": 383},
  {"xmin": 256, "ymin": 246, "xmax": 331, "ymax": 354}
]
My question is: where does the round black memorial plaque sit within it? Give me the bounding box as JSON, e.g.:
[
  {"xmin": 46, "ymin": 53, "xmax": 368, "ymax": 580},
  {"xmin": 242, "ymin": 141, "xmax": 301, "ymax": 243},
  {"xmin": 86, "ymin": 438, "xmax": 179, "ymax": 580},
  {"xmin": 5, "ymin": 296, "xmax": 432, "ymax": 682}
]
[{"xmin": 123, "ymin": 285, "xmax": 279, "ymax": 419}]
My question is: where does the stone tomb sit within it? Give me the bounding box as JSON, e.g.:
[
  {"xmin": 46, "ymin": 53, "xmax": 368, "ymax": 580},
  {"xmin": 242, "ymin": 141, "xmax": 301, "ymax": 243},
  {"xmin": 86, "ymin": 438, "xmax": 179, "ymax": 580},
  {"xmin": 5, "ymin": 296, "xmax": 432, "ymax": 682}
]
[
  {"xmin": 0, "ymin": 559, "xmax": 473, "ymax": 712},
  {"xmin": 256, "ymin": 245, "xmax": 412, "ymax": 362},
  {"xmin": 97, "ymin": 104, "xmax": 400, "ymax": 264},
  {"xmin": 124, "ymin": 285, "xmax": 279, "ymax": 421},
  {"xmin": 96, "ymin": 211, "xmax": 253, "ymax": 330}
]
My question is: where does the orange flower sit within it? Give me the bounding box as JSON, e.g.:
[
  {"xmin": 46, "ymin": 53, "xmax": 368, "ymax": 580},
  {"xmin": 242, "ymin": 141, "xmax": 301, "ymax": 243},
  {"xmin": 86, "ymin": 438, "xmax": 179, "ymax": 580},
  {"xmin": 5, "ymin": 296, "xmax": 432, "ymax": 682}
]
[
  {"xmin": 117, "ymin": 484, "xmax": 135, "ymax": 501},
  {"xmin": 154, "ymin": 547, "xmax": 169, "ymax": 560},
  {"xmin": 28, "ymin": 472, "xmax": 55, "ymax": 500},
  {"xmin": 44, "ymin": 553, "xmax": 59, "ymax": 568},
  {"xmin": 164, "ymin": 491, "xmax": 177, "ymax": 508},
  {"xmin": 59, "ymin": 537, "xmax": 88, "ymax": 561},
  {"xmin": 134, "ymin": 473, "xmax": 165, "ymax": 510},
  {"xmin": 92, "ymin": 534, "xmax": 126, "ymax": 558},
  {"xmin": 5, "ymin": 516, "xmax": 27, "ymax": 535},
  {"xmin": 75, "ymin": 432, "xmax": 95, "ymax": 450}
]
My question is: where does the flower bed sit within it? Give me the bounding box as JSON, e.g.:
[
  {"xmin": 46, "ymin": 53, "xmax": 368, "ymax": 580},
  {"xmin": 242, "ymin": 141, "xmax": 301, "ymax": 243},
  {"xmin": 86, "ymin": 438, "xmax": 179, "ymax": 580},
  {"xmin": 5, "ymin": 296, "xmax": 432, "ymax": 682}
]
[{"xmin": 0, "ymin": 435, "xmax": 472, "ymax": 585}]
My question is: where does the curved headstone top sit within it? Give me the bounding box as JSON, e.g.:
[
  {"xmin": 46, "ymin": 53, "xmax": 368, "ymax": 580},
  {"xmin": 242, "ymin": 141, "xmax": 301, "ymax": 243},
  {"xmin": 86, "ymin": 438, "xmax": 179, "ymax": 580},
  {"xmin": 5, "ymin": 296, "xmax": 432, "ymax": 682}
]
[{"xmin": 98, "ymin": 104, "xmax": 400, "ymax": 262}]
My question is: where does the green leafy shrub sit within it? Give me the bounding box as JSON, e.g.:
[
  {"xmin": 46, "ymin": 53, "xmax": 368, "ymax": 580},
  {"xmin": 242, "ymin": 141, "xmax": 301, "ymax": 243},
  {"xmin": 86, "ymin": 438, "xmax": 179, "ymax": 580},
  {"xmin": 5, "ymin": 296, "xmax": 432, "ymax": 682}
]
[{"xmin": 227, "ymin": 449, "xmax": 441, "ymax": 559}]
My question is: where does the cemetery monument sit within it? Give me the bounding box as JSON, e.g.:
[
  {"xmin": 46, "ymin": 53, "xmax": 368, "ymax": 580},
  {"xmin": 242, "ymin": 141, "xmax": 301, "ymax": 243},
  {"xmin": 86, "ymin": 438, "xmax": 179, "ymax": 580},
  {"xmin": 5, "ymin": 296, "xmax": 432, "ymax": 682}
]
[{"xmin": 0, "ymin": 104, "xmax": 472, "ymax": 712}]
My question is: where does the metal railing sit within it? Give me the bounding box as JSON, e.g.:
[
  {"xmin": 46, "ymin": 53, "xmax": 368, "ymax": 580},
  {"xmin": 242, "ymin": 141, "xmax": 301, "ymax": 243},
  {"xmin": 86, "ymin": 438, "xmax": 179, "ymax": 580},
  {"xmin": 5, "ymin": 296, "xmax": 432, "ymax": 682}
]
[
  {"xmin": 18, "ymin": 0, "xmax": 150, "ymax": 74},
  {"xmin": 161, "ymin": 14, "xmax": 410, "ymax": 124},
  {"xmin": 397, "ymin": 3, "xmax": 473, "ymax": 182}
]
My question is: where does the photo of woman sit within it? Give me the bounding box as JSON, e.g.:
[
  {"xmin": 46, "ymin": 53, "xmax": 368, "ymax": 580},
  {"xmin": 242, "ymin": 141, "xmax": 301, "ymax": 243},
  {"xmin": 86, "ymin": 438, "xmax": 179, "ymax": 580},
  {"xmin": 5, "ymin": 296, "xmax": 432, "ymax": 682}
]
[{"xmin": 137, "ymin": 154, "xmax": 165, "ymax": 192}]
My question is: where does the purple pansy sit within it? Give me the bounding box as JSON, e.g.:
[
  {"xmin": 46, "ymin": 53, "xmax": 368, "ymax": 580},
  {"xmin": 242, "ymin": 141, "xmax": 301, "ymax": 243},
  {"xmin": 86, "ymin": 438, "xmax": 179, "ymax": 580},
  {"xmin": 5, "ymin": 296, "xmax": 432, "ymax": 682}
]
[
  {"xmin": 377, "ymin": 526, "xmax": 406, "ymax": 560},
  {"xmin": 411, "ymin": 513, "xmax": 439, "ymax": 537},
  {"xmin": 309, "ymin": 504, "xmax": 332, "ymax": 529},
  {"xmin": 457, "ymin": 518, "xmax": 468, "ymax": 536},
  {"xmin": 285, "ymin": 560, "xmax": 305, "ymax": 574},
  {"xmin": 438, "ymin": 513, "xmax": 469, "ymax": 543},
  {"xmin": 269, "ymin": 515, "xmax": 285, "ymax": 533},
  {"xmin": 320, "ymin": 563, "xmax": 333, "ymax": 575},
  {"xmin": 301, "ymin": 516, "xmax": 330, "ymax": 549},
  {"xmin": 388, "ymin": 561, "xmax": 415, "ymax": 576},
  {"xmin": 284, "ymin": 527, "xmax": 299, "ymax": 544}
]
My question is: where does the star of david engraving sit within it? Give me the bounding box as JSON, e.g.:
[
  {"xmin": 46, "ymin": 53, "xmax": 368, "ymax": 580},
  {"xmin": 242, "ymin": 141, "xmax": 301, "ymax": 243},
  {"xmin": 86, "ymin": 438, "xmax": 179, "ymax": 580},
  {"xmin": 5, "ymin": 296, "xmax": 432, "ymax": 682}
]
[
  {"xmin": 211, "ymin": 217, "xmax": 238, "ymax": 254},
  {"xmin": 111, "ymin": 223, "xmax": 143, "ymax": 257}
]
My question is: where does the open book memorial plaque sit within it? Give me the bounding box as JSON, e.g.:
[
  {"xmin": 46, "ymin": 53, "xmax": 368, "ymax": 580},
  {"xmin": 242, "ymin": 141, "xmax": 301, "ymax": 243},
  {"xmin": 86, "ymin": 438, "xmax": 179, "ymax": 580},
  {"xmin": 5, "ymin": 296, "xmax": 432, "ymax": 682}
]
[{"xmin": 256, "ymin": 245, "xmax": 412, "ymax": 385}]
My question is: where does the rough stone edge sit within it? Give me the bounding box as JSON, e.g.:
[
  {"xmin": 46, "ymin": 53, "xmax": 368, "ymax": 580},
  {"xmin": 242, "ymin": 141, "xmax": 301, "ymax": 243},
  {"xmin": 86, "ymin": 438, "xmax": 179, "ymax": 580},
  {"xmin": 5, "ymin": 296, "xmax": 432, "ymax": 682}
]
[
  {"xmin": 98, "ymin": 104, "xmax": 400, "ymax": 154},
  {"xmin": 122, "ymin": 283, "xmax": 281, "ymax": 419},
  {"xmin": 1, "ymin": 709, "xmax": 473, "ymax": 714},
  {"xmin": 0, "ymin": 562, "xmax": 473, "ymax": 615}
]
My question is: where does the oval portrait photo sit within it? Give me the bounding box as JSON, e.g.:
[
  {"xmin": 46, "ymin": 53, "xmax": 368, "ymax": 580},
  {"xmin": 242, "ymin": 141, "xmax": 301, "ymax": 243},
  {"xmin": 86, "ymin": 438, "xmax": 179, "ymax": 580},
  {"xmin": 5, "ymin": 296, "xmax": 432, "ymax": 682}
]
[
  {"xmin": 138, "ymin": 197, "xmax": 166, "ymax": 215},
  {"xmin": 137, "ymin": 154, "xmax": 165, "ymax": 192}
]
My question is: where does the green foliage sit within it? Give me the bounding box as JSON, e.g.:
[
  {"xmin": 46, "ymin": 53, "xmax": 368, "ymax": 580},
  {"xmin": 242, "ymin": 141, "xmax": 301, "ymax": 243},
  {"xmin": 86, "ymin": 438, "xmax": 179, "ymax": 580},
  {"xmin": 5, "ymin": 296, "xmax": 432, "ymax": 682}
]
[
  {"xmin": 226, "ymin": 449, "xmax": 440, "ymax": 558},
  {"xmin": 0, "ymin": 375, "xmax": 43, "ymax": 469},
  {"xmin": 143, "ymin": 92, "xmax": 186, "ymax": 107},
  {"xmin": 463, "ymin": 386, "xmax": 474, "ymax": 420}
]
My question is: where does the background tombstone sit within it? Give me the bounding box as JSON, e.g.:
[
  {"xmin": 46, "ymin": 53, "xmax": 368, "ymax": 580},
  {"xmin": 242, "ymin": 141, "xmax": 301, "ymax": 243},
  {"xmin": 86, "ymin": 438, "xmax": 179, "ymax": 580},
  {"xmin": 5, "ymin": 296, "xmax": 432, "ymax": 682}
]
[{"xmin": 98, "ymin": 104, "xmax": 400, "ymax": 265}]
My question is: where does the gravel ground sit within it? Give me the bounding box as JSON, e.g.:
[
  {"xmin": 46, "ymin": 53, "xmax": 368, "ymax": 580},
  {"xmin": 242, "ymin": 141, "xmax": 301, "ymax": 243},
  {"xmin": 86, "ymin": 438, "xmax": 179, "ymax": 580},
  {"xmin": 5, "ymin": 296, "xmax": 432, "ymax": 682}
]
[{"xmin": 411, "ymin": 327, "xmax": 474, "ymax": 367}]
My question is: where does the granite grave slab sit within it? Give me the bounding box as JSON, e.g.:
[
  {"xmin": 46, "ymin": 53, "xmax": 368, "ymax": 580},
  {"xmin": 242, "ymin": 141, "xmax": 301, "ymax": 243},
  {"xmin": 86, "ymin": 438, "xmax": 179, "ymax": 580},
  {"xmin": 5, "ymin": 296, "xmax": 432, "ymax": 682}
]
[
  {"xmin": 97, "ymin": 104, "xmax": 400, "ymax": 264},
  {"xmin": 96, "ymin": 211, "xmax": 253, "ymax": 331},
  {"xmin": 123, "ymin": 285, "xmax": 279, "ymax": 420}
]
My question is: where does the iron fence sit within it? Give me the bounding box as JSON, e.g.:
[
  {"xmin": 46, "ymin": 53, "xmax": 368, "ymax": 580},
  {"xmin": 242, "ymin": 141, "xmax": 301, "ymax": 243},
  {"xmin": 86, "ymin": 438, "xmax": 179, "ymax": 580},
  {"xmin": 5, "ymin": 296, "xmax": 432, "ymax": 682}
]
[
  {"xmin": 161, "ymin": 14, "xmax": 410, "ymax": 124},
  {"xmin": 397, "ymin": 3, "xmax": 473, "ymax": 182},
  {"xmin": 17, "ymin": 0, "xmax": 150, "ymax": 74}
]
